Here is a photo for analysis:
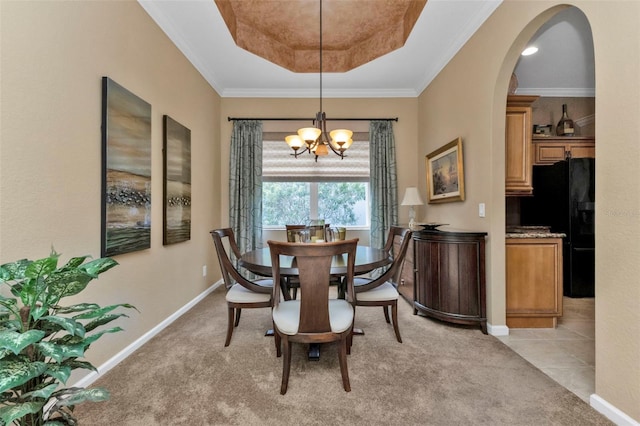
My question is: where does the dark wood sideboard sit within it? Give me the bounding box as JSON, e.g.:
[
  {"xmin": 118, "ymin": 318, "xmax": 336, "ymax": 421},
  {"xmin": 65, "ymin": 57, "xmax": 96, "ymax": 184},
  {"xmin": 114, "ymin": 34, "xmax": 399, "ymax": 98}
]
[{"xmin": 408, "ymin": 228, "xmax": 488, "ymax": 334}]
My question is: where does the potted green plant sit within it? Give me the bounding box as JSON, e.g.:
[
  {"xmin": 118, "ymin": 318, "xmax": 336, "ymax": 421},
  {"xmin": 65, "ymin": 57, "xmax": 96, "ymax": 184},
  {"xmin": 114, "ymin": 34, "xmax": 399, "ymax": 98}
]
[{"xmin": 0, "ymin": 249, "xmax": 136, "ymax": 425}]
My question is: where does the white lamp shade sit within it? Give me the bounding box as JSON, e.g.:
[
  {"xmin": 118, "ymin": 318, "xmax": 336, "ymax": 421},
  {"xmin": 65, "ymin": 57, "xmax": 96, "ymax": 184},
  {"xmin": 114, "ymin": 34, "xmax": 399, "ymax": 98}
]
[
  {"xmin": 401, "ymin": 187, "xmax": 424, "ymax": 206},
  {"xmin": 285, "ymin": 135, "xmax": 304, "ymax": 150}
]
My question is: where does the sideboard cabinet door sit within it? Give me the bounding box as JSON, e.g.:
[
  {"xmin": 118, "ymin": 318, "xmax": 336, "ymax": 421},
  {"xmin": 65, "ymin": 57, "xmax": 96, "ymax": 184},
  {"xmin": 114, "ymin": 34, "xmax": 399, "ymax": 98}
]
[{"xmin": 413, "ymin": 230, "xmax": 487, "ymax": 334}]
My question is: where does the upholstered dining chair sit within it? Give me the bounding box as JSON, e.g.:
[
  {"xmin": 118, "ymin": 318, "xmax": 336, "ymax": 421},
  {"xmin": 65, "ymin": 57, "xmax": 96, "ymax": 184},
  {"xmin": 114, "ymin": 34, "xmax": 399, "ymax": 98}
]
[
  {"xmin": 267, "ymin": 238, "xmax": 359, "ymax": 394},
  {"xmin": 352, "ymin": 227, "xmax": 412, "ymax": 343},
  {"xmin": 210, "ymin": 228, "xmax": 273, "ymax": 347}
]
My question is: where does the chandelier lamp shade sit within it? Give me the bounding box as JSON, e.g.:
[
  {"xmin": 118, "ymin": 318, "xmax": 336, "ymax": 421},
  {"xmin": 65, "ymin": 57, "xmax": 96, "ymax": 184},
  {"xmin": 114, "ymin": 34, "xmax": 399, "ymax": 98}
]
[
  {"xmin": 401, "ymin": 187, "xmax": 424, "ymax": 229},
  {"xmin": 283, "ymin": 0, "xmax": 353, "ymax": 161}
]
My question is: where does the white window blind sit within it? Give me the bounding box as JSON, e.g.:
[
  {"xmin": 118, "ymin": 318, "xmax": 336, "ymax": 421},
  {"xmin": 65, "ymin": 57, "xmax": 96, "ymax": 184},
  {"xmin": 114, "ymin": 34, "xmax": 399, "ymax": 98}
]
[{"xmin": 262, "ymin": 131, "xmax": 370, "ymax": 182}]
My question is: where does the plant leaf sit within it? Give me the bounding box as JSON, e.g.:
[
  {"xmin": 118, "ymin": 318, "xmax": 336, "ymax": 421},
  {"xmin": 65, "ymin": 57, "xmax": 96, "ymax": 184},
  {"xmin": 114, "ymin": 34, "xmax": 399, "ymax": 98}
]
[
  {"xmin": 46, "ymin": 364, "xmax": 72, "ymax": 384},
  {"xmin": 82, "ymin": 327, "xmax": 123, "ymax": 346},
  {"xmin": 18, "ymin": 277, "xmax": 47, "ymax": 307},
  {"xmin": 0, "ymin": 330, "xmax": 45, "ymax": 355},
  {"xmin": 25, "ymin": 255, "xmax": 59, "ymax": 279},
  {"xmin": 31, "ymin": 304, "xmax": 50, "ymax": 322},
  {"xmin": 55, "ymin": 303, "xmax": 100, "ymax": 314},
  {"xmin": 35, "ymin": 342, "xmax": 85, "ymax": 363},
  {"xmin": 83, "ymin": 314, "xmax": 129, "ymax": 332},
  {"xmin": 23, "ymin": 382, "xmax": 58, "ymax": 400},
  {"xmin": 73, "ymin": 303, "xmax": 137, "ymax": 320},
  {"xmin": 52, "ymin": 327, "xmax": 123, "ymax": 348},
  {"xmin": 43, "ymin": 420, "xmax": 68, "ymax": 426},
  {"xmin": 45, "ymin": 270, "xmax": 93, "ymax": 304},
  {"xmin": 61, "ymin": 255, "xmax": 91, "ymax": 270},
  {"xmin": 0, "ymin": 358, "xmax": 48, "ymax": 393},
  {"xmin": 61, "ymin": 359, "xmax": 96, "ymax": 372},
  {"xmin": 0, "ymin": 401, "xmax": 45, "ymax": 425},
  {"xmin": 78, "ymin": 257, "xmax": 118, "ymax": 277},
  {"xmin": 0, "ymin": 258, "xmax": 31, "ymax": 282},
  {"xmin": 40, "ymin": 316, "xmax": 85, "ymax": 338},
  {"xmin": 53, "ymin": 387, "xmax": 110, "ymax": 406}
]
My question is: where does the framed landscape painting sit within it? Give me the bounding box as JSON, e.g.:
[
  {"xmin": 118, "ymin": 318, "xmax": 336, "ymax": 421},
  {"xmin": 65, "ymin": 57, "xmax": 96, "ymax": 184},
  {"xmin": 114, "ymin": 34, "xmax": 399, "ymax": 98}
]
[
  {"xmin": 101, "ymin": 77, "xmax": 152, "ymax": 257},
  {"xmin": 163, "ymin": 115, "xmax": 191, "ymax": 245},
  {"xmin": 425, "ymin": 137, "xmax": 465, "ymax": 203}
]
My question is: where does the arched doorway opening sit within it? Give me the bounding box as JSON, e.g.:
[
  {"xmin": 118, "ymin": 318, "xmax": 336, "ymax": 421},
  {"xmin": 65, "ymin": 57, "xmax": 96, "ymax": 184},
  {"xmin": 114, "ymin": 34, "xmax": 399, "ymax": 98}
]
[{"xmin": 496, "ymin": 5, "xmax": 596, "ymax": 402}]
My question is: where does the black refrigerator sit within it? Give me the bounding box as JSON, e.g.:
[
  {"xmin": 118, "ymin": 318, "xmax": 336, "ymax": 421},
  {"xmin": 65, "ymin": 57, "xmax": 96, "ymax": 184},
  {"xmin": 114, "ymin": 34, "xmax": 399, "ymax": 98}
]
[{"xmin": 521, "ymin": 158, "xmax": 595, "ymax": 297}]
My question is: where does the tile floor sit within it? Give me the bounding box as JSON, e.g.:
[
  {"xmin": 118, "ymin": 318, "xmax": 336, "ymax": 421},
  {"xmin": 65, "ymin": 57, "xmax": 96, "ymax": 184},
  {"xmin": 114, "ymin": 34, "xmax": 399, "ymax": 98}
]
[{"xmin": 497, "ymin": 297, "xmax": 595, "ymax": 402}]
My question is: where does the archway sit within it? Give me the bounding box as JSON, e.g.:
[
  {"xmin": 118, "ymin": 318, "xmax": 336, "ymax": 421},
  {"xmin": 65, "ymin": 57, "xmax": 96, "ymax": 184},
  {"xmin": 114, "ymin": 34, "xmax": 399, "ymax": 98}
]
[{"xmin": 491, "ymin": 5, "xmax": 596, "ymax": 402}]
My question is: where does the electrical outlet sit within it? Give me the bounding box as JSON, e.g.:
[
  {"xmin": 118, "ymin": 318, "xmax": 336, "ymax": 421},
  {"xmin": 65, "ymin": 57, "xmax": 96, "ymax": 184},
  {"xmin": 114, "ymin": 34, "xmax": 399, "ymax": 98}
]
[
  {"xmin": 202, "ymin": 265, "xmax": 207, "ymax": 277},
  {"xmin": 479, "ymin": 203, "xmax": 486, "ymax": 218}
]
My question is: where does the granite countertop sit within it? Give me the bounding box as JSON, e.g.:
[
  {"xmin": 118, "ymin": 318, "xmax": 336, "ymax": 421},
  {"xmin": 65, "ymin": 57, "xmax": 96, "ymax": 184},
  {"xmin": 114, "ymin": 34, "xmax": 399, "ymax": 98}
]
[{"xmin": 505, "ymin": 226, "xmax": 566, "ymax": 239}]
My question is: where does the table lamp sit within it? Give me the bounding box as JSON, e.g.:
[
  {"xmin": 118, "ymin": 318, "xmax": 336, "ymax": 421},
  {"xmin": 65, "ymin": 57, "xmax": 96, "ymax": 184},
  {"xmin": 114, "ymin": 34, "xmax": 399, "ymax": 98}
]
[{"xmin": 401, "ymin": 187, "xmax": 424, "ymax": 229}]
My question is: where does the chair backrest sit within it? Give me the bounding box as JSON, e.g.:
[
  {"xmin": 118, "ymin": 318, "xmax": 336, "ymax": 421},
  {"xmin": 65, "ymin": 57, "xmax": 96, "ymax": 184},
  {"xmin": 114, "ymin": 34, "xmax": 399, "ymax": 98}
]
[
  {"xmin": 383, "ymin": 225, "xmax": 407, "ymax": 254},
  {"xmin": 356, "ymin": 228, "xmax": 412, "ymax": 294},
  {"xmin": 268, "ymin": 239, "xmax": 358, "ymax": 333},
  {"xmin": 210, "ymin": 228, "xmax": 271, "ymax": 294}
]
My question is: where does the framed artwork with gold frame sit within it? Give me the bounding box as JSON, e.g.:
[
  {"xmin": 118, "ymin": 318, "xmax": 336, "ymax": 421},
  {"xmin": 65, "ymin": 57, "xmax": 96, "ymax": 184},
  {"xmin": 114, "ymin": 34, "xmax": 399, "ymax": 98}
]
[{"xmin": 425, "ymin": 137, "xmax": 465, "ymax": 203}]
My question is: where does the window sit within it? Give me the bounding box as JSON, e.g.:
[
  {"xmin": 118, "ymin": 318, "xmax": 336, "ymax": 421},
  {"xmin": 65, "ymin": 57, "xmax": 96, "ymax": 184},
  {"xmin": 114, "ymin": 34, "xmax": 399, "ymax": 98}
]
[{"xmin": 262, "ymin": 129, "xmax": 370, "ymax": 228}]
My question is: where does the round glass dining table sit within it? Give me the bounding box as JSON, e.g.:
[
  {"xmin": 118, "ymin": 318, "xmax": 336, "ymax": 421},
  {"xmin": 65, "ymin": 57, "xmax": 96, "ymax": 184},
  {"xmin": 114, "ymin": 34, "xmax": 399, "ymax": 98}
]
[{"xmin": 238, "ymin": 245, "xmax": 392, "ymax": 278}]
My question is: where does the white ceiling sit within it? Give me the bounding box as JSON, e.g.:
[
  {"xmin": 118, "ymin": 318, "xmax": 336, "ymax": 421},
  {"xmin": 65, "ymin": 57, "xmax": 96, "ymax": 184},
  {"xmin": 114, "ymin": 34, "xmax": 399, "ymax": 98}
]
[
  {"xmin": 139, "ymin": 1, "xmax": 594, "ymax": 99},
  {"xmin": 514, "ymin": 7, "xmax": 595, "ymax": 97}
]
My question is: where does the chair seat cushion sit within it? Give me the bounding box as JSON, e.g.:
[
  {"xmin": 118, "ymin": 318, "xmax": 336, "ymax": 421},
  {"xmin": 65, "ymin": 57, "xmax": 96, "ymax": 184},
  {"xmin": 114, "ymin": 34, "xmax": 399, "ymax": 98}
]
[
  {"xmin": 226, "ymin": 282, "xmax": 272, "ymax": 303},
  {"xmin": 356, "ymin": 281, "xmax": 399, "ymax": 302},
  {"xmin": 272, "ymin": 299, "xmax": 354, "ymax": 335}
]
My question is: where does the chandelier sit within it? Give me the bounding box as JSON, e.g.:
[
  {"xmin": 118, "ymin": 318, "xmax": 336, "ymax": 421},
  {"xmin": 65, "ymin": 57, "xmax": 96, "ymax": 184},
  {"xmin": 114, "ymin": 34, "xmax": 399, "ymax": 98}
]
[{"xmin": 284, "ymin": 0, "xmax": 353, "ymax": 161}]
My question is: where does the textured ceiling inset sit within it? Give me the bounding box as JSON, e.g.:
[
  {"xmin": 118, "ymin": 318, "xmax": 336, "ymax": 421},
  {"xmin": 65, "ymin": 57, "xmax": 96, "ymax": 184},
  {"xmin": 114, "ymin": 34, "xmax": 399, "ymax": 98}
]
[{"xmin": 214, "ymin": 0, "xmax": 427, "ymax": 73}]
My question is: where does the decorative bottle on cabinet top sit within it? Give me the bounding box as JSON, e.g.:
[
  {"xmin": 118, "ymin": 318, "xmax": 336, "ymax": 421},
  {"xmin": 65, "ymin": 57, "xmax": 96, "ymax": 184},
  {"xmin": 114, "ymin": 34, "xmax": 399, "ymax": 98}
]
[{"xmin": 556, "ymin": 103, "xmax": 575, "ymax": 136}]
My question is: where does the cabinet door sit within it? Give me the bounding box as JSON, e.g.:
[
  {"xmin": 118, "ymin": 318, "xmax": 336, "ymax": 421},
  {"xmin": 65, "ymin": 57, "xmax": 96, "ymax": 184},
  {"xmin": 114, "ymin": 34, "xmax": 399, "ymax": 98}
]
[
  {"xmin": 533, "ymin": 138, "xmax": 595, "ymax": 165},
  {"xmin": 505, "ymin": 106, "xmax": 533, "ymax": 194},
  {"xmin": 415, "ymin": 240, "xmax": 481, "ymax": 317},
  {"xmin": 506, "ymin": 238, "xmax": 563, "ymax": 327},
  {"xmin": 568, "ymin": 143, "xmax": 595, "ymax": 159},
  {"xmin": 535, "ymin": 143, "xmax": 567, "ymax": 164}
]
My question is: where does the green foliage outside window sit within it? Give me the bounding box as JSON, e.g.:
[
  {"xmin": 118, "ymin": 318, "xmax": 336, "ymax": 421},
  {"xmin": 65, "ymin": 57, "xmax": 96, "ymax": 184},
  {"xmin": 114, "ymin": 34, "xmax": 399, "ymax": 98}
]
[{"xmin": 263, "ymin": 182, "xmax": 366, "ymax": 227}]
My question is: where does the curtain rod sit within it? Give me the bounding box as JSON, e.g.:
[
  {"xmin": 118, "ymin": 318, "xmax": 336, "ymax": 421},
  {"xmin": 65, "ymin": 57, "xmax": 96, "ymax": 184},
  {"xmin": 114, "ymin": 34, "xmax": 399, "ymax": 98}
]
[{"xmin": 227, "ymin": 117, "xmax": 398, "ymax": 122}]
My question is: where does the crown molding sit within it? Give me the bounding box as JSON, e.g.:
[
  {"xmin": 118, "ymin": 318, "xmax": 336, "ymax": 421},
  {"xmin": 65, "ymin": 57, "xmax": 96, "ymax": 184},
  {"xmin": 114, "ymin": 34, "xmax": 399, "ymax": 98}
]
[{"xmin": 515, "ymin": 87, "xmax": 596, "ymax": 97}]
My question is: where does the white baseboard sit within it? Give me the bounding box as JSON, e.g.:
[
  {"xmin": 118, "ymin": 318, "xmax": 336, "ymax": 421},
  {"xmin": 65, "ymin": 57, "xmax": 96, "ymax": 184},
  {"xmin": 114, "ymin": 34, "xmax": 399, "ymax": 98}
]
[
  {"xmin": 590, "ymin": 394, "xmax": 639, "ymax": 426},
  {"xmin": 73, "ymin": 280, "xmax": 223, "ymax": 389},
  {"xmin": 488, "ymin": 323, "xmax": 509, "ymax": 336}
]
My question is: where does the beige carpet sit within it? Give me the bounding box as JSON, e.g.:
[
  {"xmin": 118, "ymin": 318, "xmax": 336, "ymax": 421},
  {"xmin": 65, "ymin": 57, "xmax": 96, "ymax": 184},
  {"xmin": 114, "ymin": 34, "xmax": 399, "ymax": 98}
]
[{"xmin": 74, "ymin": 286, "xmax": 612, "ymax": 425}]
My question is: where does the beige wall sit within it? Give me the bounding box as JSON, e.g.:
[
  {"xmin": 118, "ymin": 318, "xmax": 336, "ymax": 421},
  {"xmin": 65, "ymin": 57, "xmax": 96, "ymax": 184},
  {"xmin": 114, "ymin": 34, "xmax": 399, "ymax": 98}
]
[
  {"xmin": 0, "ymin": 1, "xmax": 221, "ymax": 369},
  {"xmin": 2, "ymin": 0, "xmax": 638, "ymax": 422},
  {"xmin": 418, "ymin": 0, "xmax": 640, "ymax": 420}
]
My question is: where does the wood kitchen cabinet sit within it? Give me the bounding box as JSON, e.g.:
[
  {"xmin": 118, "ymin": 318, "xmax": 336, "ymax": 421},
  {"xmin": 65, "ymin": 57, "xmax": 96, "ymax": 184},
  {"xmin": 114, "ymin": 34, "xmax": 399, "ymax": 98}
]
[
  {"xmin": 533, "ymin": 136, "xmax": 595, "ymax": 165},
  {"xmin": 506, "ymin": 237, "xmax": 563, "ymax": 328},
  {"xmin": 412, "ymin": 229, "xmax": 487, "ymax": 334},
  {"xmin": 506, "ymin": 95, "xmax": 539, "ymax": 196}
]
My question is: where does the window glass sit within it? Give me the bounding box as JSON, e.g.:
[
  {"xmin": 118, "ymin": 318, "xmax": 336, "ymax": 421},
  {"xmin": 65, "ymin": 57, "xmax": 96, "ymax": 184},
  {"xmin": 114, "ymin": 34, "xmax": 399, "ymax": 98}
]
[{"xmin": 262, "ymin": 129, "xmax": 370, "ymax": 228}]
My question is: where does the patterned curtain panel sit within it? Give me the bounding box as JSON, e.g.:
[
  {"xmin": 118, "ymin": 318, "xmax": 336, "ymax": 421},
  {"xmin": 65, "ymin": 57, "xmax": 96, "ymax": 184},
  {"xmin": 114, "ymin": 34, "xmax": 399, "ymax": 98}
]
[
  {"xmin": 229, "ymin": 120, "xmax": 263, "ymax": 255},
  {"xmin": 369, "ymin": 120, "xmax": 398, "ymax": 249}
]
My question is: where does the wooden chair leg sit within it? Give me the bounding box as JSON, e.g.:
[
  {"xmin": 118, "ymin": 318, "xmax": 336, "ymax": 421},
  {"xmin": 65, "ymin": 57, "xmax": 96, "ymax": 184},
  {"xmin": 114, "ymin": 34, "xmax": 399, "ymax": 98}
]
[
  {"xmin": 234, "ymin": 308, "xmax": 241, "ymax": 327},
  {"xmin": 274, "ymin": 327, "xmax": 282, "ymax": 357},
  {"xmin": 224, "ymin": 306, "xmax": 234, "ymax": 347},
  {"xmin": 391, "ymin": 301, "xmax": 402, "ymax": 343},
  {"xmin": 338, "ymin": 337, "xmax": 351, "ymax": 392},
  {"xmin": 281, "ymin": 278, "xmax": 292, "ymax": 301},
  {"xmin": 383, "ymin": 305, "xmax": 391, "ymax": 323},
  {"xmin": 347, "ymin": 314, "xmax": 355, "ymax": 354},
  {"xmin": 280, "ymin": 338, "xmax": 291, "ymax": 395}
]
